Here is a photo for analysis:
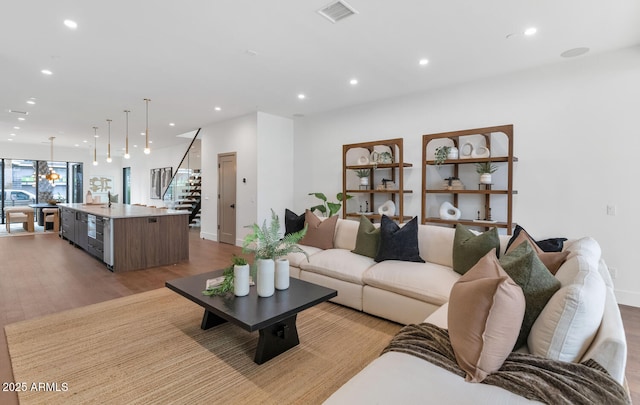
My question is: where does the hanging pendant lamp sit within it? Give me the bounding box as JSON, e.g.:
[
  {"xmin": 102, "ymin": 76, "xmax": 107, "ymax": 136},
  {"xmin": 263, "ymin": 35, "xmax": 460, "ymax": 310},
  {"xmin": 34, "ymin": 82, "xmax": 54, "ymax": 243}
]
[
  {"xmin": 106, "ymin": 118, "xmax": 112, "ymax": 163},
  {"xmin": 92, "ymin": 126, "xmax": 99, "ymax": 166},
  {"xmin": 124, "ymin": 110, "xmax": 130, "ymax": 159},
  {"xmin": 45, "ymin": 136, "xmax": 61, "ymax": 183},
  {"xmin": 143, "ymin": 98, "xmax": 151, "ymax": 154}
]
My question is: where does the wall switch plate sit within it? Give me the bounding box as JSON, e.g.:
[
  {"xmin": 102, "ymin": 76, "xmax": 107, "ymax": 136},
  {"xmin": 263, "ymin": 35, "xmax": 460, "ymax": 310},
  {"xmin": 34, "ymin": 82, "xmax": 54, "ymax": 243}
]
[{"xmin": 607, "ymin": 204, "xmax": 616, "ymax": 216}]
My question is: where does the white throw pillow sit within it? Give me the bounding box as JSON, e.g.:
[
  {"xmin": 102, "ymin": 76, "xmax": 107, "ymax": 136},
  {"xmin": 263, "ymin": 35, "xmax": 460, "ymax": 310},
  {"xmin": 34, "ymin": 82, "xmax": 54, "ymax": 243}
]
[{"xmin": 528, "ymin": 255, "xmax": 606, "ymax": 362}]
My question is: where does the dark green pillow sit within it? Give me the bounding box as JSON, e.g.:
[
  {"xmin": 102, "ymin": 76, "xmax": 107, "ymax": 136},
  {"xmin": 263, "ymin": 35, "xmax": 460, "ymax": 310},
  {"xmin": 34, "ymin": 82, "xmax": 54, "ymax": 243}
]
[
  {"xmin": 452, "ymin": 225, "xmax": 500, "ymax": 275},
  {"xmin": 500, "ymin": 241, "xmax": 561, "ymax": 349},
  {"xmin": 351, "ymin": 215, "xmax": 380, "ymax": 258}
]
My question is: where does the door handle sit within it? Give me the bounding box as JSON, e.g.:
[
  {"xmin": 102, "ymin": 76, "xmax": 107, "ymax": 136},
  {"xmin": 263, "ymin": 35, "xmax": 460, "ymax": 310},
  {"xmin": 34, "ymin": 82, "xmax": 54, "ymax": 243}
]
[{"xmin": 230, "ymin": 203, "xmax": 236, "ymax": 209}]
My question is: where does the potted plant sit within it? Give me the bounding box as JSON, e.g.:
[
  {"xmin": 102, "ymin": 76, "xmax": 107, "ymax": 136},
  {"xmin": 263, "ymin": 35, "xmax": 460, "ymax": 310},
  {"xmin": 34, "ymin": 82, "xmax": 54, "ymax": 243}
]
[
  {"xmin": 202, "ymin": 255, "xmax": 248, "ymax": 296},
  {"xmin": 475, "ymin": 162, "xmax": 498, "ymax": 184},
  {"xmin": 308, "ymin": 192, "xmax": 353, "ymax": 217},
  {"xmin": 434, "ymin": 144, "xmax": 459, "ymax": 169},
  {"xmin": 353, "ymin": 169, "xmax": 370, "ymax": 186},
  {"xmin": 242, "ymin": 209, "xmax": 309, "ymax": 296}
]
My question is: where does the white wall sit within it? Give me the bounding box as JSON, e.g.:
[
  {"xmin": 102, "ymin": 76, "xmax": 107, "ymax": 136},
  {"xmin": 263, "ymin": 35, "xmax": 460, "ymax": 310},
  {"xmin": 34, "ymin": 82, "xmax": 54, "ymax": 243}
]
[
  {"xmin": 256, "ymin": 112, "xmax": 295, "ymax": 226},
  {"xmin": 199, "ymin": 112, "xmax": 294, "ymax": 245},
  {"xmin": 200, "ymin": 113, "xmax": 258, "ymax": 243},
  {"xmin": 293, "ymin": 46, "xmax": 640, "ymax": 306}
]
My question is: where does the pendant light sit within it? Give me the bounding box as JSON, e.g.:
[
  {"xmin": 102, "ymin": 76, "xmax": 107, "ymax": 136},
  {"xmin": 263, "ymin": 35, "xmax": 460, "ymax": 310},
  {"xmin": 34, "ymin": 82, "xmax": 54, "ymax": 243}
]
[
  {"xmin": 45, "ymin": 136, "xmax": 61, "ymax": 184},
  {"xmin": 143, "ymin": 98, "xmax": 151, "ymax": 154},
  {"xmin": 124, "ymin": 110, "xmax": 130, "ymax": 159},
  {"xmin": 92, "ymin": 126, "xmax": 99, "ymax": 166},
  {"xmin": 106, "ymin": 118, "xmax": 112, "ymax": 163}
]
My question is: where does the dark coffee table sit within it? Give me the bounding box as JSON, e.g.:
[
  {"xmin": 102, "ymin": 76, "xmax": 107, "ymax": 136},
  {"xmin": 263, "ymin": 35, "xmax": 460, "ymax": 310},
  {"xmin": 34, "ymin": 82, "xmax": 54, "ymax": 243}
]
[{"xmin": 165, "ymin": 270, "xmax": 338, "ymax": 364}]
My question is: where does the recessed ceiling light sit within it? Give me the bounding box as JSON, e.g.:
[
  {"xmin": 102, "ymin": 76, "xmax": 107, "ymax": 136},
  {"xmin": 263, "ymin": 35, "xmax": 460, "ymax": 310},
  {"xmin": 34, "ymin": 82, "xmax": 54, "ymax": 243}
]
[
  {"xmin": 298, "ymin": 94, "xmax": 306, "ymax": 100},
  {"xmin": 94, "ymin": 135, "xmax": 99, "ymax": 138},
  {"xmin": 133, "ymin": 145, "xmax": 138, "ymax": 148},
  {"xmin": 8, "ymin": 138, "xmax": 13, "ymax": 141},
  {"xmin": 17, "ymin": 117, "xmax": 25, "ymax": 121},
  {"xmin": 64, "ymin": 19, "xmax": 78, "ymax": 29},
  {"xmin": 13, "ymin": 126, "xmax": 20, "ymax": 130},
  {"xmin": 74, "ymin": 144, "xmax": 79, "ymax": 147},
  {"xmin": 350, "ymin": 78, "xmax": 358, "ymax": 85},
  {"xmin": 561, "ymin": 47, "xmax": 590, "ymax": 58},
  {"xmin": 10, "ymin": 133, "xmax": 16, "ymax": 136},
  {"xmin": 83, "ymin": 140, "xmax": 88, "ymax": 143},
  {"xmin": 524, "ymin": 27, "xmax": 537, "ymax": 36},
  {"xmin": 419, "ymin": 58, "xmax": 429, "ymax": 66},
  {"xmin": 41, "ymin": 69, "xmax": 53, "ymax": 75},
  {"xmin": 214, "ymin": 106, "xmax": 222, "ymax": 111},
  {"xmin": 169, "ymin": 122, "xmax": 175, "ymax": 126},
  {"xmin": 26, "ymin": 100, "xmax": 36, "ymax": 105}
]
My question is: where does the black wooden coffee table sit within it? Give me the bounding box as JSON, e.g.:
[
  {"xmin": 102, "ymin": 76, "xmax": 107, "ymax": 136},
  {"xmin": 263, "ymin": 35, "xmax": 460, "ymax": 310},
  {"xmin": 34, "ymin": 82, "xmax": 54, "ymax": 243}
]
[{"xmin": 165, "ymin": 270, "xmax": 337, "ymax": 364}]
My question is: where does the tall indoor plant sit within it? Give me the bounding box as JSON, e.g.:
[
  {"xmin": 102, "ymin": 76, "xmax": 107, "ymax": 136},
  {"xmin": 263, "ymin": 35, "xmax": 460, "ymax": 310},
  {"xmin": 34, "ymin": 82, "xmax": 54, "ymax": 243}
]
[{"xmin": 308, "ymin": 192, "xmax": 353, "ymax": 217}]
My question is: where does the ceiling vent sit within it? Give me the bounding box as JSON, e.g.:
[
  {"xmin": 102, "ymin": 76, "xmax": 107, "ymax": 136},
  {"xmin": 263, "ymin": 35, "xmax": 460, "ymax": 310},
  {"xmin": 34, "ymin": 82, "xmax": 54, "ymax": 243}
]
[
  {"xmin": 317, "ymin": 1, "xmax": 358, "ymax": 23},
  {"xmin": 7, "ymin": 109, "xmax": 29, "ymax": 115}
]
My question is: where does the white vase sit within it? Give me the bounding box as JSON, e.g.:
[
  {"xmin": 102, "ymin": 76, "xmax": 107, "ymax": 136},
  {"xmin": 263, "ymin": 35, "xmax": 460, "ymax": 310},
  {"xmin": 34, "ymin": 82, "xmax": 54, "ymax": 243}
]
[
  {"xmin": 256, "ymin": 259, "xmax": 275, "ymax": 297},
  {"xmin": 275, "ymin": 258, "xmax": 290, "ymax": 290},
  {"xmin": 439, "ymin": 201, "xmax": 461, "ymax": 220},
  {"xmin": 447, "ymin": 147, "xmax": 459, "ymax": 160},
  {"xmin": 233, "ymin": 264, "xmax": 250, "ymax": 297},
  {"xmin": 359, "ymin": 177, "xmax": 369, "ymax": 186},
  {"xmin": 480, "ymin": 173, "xmax": 492, "ymax": 184}
]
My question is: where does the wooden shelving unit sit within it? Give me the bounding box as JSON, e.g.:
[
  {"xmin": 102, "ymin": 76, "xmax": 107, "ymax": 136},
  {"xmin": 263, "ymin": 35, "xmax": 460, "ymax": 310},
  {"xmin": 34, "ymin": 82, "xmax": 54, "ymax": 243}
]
[
  {"xmin": 421, "ymin": 125, "xmax": 517, "ymax": 233},
  {"xmin": 343, "ymin": 138, "xmax": 412, "ymax": 222}
]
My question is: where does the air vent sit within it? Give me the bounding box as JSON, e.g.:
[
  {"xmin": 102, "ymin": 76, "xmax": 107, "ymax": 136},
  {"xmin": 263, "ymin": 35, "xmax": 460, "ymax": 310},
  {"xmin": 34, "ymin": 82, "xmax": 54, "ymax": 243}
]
[
  {"xmin": 317, "ymin": 1, "xmax": 358, "ymax": 23},
  {"xmin": 7, "ymin": 109, "xmax": 29, "ymax": 115}
]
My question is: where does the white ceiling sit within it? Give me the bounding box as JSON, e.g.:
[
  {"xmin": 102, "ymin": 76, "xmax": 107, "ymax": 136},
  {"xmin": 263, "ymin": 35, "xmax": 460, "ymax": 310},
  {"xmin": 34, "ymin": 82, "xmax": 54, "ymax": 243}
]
[{"xmin": 2, "ymin": 0, "xmax": 640, "ymax": 154}]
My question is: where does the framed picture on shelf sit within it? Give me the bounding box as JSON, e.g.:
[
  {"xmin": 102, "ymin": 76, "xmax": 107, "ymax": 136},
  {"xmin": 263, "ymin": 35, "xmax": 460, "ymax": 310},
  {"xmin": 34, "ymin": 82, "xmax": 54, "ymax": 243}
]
[{"xmin": 150, "ymin": 167, "xmax": 172, "ymax": 199}]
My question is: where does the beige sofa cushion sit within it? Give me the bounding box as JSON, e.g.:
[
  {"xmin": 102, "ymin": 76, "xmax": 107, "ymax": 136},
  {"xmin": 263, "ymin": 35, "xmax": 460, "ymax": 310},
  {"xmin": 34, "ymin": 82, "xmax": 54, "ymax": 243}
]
[
  {"xmin": 448, "ymin": 249, "xmax": 526, "ymax": 382},
  {"xmin": 528, "ymin": 254, "xmax": 606, "ymax": 362},
  {"xmin": 334, "ymin": 218, "xmax": 360, "ymax": 250},
  {"xmin": 286, "ymin": 245, "xmax": 323, "ymax": 267},
  {"xmin": 363, "ymin": 260, "xmax": 460, "ymax": 306},
  {"xmin": 417, "ymin": 224, "xmax": 456, "ymax": 267},
  {"xmin": 300, "ymin": 249, "xmax": 375, "ymax": 285}
]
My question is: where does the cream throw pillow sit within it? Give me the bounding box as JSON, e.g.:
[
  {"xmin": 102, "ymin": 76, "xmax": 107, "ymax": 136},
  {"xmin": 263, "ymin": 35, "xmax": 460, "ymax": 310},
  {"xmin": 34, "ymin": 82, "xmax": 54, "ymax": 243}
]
[{"xmin": 448, "ymin": 249, "xmax": 525, "ymax": 383}]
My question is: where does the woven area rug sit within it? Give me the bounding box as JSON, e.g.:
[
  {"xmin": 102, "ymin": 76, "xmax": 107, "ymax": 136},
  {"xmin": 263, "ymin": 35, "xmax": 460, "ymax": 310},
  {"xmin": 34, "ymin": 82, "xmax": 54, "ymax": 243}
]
[{"xmin": 5, "ymin": 288, "xmax": 401, "ymax": 404}]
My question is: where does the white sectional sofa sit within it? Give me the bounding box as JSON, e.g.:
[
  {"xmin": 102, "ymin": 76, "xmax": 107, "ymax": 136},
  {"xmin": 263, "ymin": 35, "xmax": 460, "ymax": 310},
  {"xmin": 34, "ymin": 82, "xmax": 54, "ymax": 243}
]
[{"xmin": 285, "ymin": 217, "xmax": 627, "ymax": 403}]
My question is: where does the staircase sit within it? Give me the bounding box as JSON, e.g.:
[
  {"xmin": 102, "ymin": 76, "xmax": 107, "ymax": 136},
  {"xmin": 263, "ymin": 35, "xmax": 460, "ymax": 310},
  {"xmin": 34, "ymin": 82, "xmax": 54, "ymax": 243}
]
[{"xmin": 175, "ymin": 169, "xmax": 201, "ymax": 227}]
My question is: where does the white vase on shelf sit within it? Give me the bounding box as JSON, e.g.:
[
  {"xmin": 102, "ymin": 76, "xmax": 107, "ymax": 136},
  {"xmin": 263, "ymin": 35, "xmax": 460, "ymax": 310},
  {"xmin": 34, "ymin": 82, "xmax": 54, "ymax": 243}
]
[
  {"xmin": 256, "ymin": 259, "xmax": 275, "ymax": 297},
  {"xmin": 480, "ymin": 173, "xmax": 492, "ymax": 184},
  {"xmin": 275, "ymin": 258, "xmax": 290, "ymax": 290}
]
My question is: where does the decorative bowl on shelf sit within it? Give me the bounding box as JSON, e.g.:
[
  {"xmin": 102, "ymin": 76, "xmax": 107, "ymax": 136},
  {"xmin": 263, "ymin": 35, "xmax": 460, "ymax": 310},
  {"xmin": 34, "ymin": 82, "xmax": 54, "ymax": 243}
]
[{"xmin": 47, "ymin": 200, "xmax": 58, "ymax": 205}]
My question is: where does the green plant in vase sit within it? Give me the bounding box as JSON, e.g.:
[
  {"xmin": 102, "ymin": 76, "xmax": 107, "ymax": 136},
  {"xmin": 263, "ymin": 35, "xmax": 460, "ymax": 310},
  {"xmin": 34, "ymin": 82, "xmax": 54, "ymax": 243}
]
[
  {"xmin": 434, "ymin": 146, "xmax": 451, "ymax": 169},
  {"xmin": 475, "ymin": 162, "xmax": 498, "ymax": 185},
  {"xmin": 202, "ymin": 255, "xmax": 248, "ymax": 296}
]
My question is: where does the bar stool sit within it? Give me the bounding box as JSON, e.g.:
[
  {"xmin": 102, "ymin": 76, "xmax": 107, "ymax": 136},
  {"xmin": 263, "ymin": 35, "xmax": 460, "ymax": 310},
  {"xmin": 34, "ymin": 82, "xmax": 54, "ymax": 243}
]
[{"xmin": 43, "ymin": 208, "xmax": 60, "ymax": 232}]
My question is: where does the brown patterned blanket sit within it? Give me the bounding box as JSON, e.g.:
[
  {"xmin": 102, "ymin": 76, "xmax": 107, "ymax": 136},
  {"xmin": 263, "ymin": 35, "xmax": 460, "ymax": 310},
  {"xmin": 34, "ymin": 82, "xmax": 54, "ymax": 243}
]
[{"xmin": 382, "ymin": 323, "xmax": 630, "ymax": 405}]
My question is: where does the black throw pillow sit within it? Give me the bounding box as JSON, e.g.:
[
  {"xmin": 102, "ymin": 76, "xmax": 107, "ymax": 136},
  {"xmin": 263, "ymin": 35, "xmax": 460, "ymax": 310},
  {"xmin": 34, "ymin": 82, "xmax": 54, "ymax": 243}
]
[
  {"xmin": 284, "ymin": 209, "xmax": 305, "ymax": 236},
  {"xmin": 506, "ymin": 225, "xmax": 567, "ymax": 253},
  {"xmin": 374, "ymin": 215, "xmax": 425, "ymax": 263}
]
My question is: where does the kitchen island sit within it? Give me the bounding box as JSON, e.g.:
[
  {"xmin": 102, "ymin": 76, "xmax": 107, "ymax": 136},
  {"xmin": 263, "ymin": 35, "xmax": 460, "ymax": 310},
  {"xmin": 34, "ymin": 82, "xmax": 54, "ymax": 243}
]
[{"xmin": 59, "ymin": 203, "xmax": 190, "ymax": 272}]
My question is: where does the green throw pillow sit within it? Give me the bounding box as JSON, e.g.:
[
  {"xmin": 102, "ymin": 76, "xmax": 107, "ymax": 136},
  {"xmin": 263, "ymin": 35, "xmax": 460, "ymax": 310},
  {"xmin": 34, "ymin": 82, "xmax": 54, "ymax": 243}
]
[
  {"xmin": 351, "ymin": 215, "xmax": 380, "ymax": 258},
  {"xmin": 452, "ymin": 225, "xmax": 500, "ymax": 275},
  {"xmin": 500, "ymin": 241, "xmax": 561, "ymax": 349}
]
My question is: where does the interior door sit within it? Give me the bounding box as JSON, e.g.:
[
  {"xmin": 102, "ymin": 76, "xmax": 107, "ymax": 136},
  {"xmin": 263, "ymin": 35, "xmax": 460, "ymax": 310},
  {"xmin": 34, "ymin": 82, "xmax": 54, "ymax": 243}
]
[{"xmin": 218, "ymin": 153, "xmax": 236, "ymax": 245}]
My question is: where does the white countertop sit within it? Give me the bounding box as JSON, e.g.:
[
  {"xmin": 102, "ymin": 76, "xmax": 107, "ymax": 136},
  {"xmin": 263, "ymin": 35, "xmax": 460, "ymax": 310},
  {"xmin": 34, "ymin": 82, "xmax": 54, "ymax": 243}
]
[{"xmin": 58, "ymin": 203, "xmax": 190, "ymax": 219}]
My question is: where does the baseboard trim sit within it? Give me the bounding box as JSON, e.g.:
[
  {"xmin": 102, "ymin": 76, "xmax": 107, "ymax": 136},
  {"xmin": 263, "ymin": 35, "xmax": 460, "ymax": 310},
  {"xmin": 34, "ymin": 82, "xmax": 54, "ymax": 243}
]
[
  {"xmin": 615, "ymin": 289, "xmax": 640, "ymax": 308},
  {"xmin": 200, "ymin": 231, "xmax": 217, "ymax": 241}
]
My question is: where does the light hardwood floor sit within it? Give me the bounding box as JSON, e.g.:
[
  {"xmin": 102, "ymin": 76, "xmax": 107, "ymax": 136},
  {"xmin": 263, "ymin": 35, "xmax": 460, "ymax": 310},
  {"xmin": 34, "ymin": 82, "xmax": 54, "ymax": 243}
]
[{"xmin": 1, "ymin": 230, "xmax": 638, "ymax": 404}]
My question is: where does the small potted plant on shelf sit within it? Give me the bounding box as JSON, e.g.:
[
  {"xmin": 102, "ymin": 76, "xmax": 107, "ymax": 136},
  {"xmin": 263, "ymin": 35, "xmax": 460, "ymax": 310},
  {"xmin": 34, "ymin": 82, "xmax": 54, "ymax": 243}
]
[
  {"xmin": 353, "ymin": 169, "xmax": 370, "ymax": 187},
  {"xmin": 434, "ymin": 145, "xmax": 458, "ymax": 168},
  {"xmin": 475, "ymin": 162, "xmax": 498, "ymax": 184}
]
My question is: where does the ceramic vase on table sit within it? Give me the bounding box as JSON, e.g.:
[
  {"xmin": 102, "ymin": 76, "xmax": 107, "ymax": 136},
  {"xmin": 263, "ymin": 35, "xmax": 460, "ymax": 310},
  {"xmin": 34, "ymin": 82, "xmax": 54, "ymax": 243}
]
[
  {"xmin": 256, "ymin": 258, "xmax": 275, "ymax": 297},
  {"xmin": 275, "ymin": 258, "xmax": 290, "ymax": 290},
  {"xmin": 233, "ymin": 264, "xmax": 250, "ymax": 297}
]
